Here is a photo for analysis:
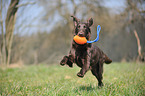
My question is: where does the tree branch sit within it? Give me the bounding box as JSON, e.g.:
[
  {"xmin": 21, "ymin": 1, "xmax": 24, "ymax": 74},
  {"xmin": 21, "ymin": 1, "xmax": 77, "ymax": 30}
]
[
  {"xmin": 16, "ymin": 2, "xmax": 36, "ymax": 8},
  {"xmin": 134, "ymin": 30, "xmax": 142, "ymax": 57}
]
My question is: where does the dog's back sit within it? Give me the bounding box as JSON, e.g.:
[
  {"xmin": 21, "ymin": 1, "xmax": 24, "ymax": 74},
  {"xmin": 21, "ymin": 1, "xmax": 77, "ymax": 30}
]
[{"xmin": 91, "ymin": 45, "xmax": 112, "ymax": 64}]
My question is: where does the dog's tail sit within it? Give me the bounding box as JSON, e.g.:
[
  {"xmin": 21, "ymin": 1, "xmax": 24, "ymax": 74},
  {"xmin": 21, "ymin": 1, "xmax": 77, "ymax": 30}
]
[{"xmin": 104, "ymin": 54, "xmax": 112, "ymax": 64}]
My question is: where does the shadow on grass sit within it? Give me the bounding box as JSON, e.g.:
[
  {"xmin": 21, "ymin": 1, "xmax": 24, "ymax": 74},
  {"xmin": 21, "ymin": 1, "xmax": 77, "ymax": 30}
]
[
  {"xmin": 74, "ymin": 84, "xmax": 101, "ymax": 93},
  {"xmin": 79, "ymin": 85, "xmax": 95, "ymax": 91}
]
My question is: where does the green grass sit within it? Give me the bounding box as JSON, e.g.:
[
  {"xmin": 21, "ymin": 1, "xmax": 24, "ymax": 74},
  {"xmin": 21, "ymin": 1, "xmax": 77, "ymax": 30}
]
[{"xmin": 0, "ymin": 62, "xmax": 145, "ymax": 96}]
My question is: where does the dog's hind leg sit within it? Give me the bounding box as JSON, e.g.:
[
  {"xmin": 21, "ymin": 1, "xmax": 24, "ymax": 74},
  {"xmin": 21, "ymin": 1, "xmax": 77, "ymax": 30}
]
[{"xmin": 91, "ymin": 62, "xmax": 104, "ymax": 87}]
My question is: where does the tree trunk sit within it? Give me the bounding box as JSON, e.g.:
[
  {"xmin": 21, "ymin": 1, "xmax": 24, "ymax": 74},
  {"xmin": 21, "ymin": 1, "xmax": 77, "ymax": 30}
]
[
  {"xmin": 34, "ymin": 51, "xmax": 38, "ymax": 64},
  {"xmin": 134, "ymin": 30, "xmax": 142, "ymax": 61},
  {"xmin": 0, "ymin": 0, "xmax": 6, "ymax": 65},
  {"xmin": 5, "ymin": 0, "xmax": 19, "ymax": 66}
]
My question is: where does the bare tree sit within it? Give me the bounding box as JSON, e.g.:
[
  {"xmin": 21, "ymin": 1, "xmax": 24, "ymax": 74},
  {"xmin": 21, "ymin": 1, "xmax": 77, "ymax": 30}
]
[
  {"xmin": 0, "ymin": 0, "xmax": 6, "ymax": 65},
  {"xmin": 134, "ymin": 30, "xmax": 144, "ymax": 61},
  {"xmin": 125, "ymin": 0, "xmax": 144, "ymax": 61},
  {"xmin": 5, "ymin": 0, "xmax": 19, "ymax": 66},
  {"xmin": 0, "ymin": 0, "xmax": 37, "ymax": 66}
]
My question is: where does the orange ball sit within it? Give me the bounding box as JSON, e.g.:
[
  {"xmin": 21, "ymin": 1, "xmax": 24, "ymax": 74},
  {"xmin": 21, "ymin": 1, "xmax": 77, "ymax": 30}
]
[{"xmin": 73, "ymin": 35, "xmax": 87, "ymax": 44}]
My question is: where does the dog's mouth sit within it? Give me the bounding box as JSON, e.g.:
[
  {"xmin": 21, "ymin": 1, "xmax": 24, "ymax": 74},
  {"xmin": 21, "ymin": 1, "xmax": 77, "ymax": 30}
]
[
  {"xmin": 78, "ymin": 32, "xmax": 85, "ymax": 37},
  {"xmin": 78, "ymin": 34, "xmax": 85, "ymax": 37}
]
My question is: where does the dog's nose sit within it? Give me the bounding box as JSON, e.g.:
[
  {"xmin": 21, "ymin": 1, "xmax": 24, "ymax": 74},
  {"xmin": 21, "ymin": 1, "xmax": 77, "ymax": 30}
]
[{"xmin": 78, "ymin": 32, "xmax": 84, "ymax": 37}]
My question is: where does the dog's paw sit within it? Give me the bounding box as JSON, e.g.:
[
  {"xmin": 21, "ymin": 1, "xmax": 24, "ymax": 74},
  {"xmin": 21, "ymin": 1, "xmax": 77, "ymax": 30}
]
[
  {"xmin": 60, "ymin": 59, "xmax": 66, "ymax": 66},
  {"xmin": 67, "ymin": 62, "xmax": 73, "ymax": 68},
  {"xmin": 60, "ymin": 56, "xmax": 68, "ymax": 66},
  {"xmin": 60, "ymin": 61, "xmax": 65, "ymax": 66},
  {"xmin": 68, "ymin": 64, "xmax": 73, "ymax": 67},
  {"xmin": 77, "ymin": 72, "xmax": 84, "ymax": 78},
  {"xmin": 98, "ymin": 82, "xmax": 104, "ymax": 88}
]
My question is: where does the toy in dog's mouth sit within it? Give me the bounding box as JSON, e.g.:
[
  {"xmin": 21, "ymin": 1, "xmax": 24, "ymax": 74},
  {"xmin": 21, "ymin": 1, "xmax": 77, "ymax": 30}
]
[
  {"xmin": 73, "ymin": 25, "xmax": 101, "ymax": 45},
  {"xmin": 73, "ymin": 35, "xmax": 87, "ymax": 44}
]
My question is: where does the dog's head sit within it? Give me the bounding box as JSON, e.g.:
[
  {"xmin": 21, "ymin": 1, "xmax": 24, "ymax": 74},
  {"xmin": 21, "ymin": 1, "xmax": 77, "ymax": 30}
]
[{"xmin": 71, "ymin": 16, "xmax": 93, "ymax": 40}]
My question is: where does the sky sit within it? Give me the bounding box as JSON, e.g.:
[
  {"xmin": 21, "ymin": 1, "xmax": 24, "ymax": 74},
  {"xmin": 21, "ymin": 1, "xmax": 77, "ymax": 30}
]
[
  {"xmin": 104, "ymin": 0, "xmax": 126, "ymax": 14},
  {"xmin": 1, "ymin": 0, "xmax": 126, "ymax": 36}
]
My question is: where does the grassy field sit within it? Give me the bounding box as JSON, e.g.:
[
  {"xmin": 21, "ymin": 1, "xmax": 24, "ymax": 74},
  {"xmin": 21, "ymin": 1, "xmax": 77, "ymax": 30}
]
[{"xmin": 0, "ymin": 62, "xmax": 145, "ymax": 96}]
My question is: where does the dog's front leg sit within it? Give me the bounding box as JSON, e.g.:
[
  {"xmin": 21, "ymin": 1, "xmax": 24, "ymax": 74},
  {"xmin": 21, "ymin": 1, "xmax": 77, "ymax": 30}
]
[
  {"xmin": 60, "ymin": 45, "xmax": 75, "ymax": 67},
  {"xmin": 68, "ymin": 47, "xmax": 75, "ymax": 63},
  {"xmin": 60, "ymin": 56, "xmax": 69, "ymax": 66},
  {"xmin": 77, "ymin": 52, "xmax": 91, "ymax": 78}
]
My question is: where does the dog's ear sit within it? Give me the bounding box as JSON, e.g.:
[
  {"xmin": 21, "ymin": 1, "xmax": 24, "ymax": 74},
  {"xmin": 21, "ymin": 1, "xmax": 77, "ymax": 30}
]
[
  {"xmin": 88, "ymin": 18, "xmax": 93, "ymax": 27},
  {"xmin": 71, "ymin": 15, "xmax": 80, "ymax": 27}
]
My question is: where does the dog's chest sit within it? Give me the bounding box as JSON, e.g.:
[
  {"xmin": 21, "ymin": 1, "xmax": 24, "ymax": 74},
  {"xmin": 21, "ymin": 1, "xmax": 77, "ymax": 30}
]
[
  {"xmin": 75, "ymin": 46, "xmax": 87, "ymax": 57},
  {"xmin": 74, "ymin": 47, "xmax": 88, "ymax": 67}
]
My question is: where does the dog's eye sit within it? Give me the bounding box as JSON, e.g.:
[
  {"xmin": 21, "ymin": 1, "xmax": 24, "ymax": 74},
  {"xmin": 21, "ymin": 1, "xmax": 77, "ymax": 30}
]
[
  {"xmin": 78, "ymin": 25, "xmax": 80, "ymax": 28},
  {"xmin": 83, "ymin": 26, "xmax": 86, "ymax": 28}
]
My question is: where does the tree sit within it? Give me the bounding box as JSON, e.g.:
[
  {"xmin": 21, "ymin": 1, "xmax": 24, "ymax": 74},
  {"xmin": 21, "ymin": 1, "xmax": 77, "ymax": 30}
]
[
  {"xmin": 124, "ymin": 0, "xmax": 144, "ymax": 61},
  {"xmin": 0, "ymin": 0, "xmax": 5, "ymax": 65},
  {"xmin": 5, "ymin": 0, "xmax": 19, "ymax": 66},
  {"xmin": 0, "ymin": 0, "xmax": 36, "ymax": 66},
  {"xmin": 0, "ymin": 0, "xmax": 19, "ymax": 66}
]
